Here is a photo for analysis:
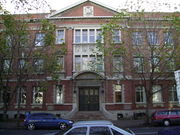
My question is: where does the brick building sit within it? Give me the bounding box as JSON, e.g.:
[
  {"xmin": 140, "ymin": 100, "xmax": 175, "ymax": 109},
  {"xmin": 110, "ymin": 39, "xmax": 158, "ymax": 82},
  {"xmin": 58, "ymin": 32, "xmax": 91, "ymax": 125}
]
[{"xmin": 0, "ymin": 0, "xmax": 179, "ymax": 120}]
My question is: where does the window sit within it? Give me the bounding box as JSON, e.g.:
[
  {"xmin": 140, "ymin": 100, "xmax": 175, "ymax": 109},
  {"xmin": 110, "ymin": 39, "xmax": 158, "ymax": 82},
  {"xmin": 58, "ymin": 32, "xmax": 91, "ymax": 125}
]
[
  {"xmin": 114, "ymin": 84, "xmax": 123, "ymax": 103},
  {"xmin": 112, "ymin": 29, "xmax": 121, "ymax": 43},
  {"xmin": 18, "ymin": 59, "xmax": 26, "ymax": 69},
  {"xmin": 152, "ymin": 85, "xmax": 162, "ymax": 103},
  {"xmin": 66, "ymin": 127, "xmax": 87, "ymax": 135},
  {"xmin": 75, "ymin": 55, "xmax": 81, "ymax": 71},
  {"xmin": 147, "ymin": 32, "xmax": 159, "ymax": 45},
  {"xmin": 150, "ymin": 57, "xmax": 160, "ymax": 72},
  {"xmin": 132, "ymin": 32, "xmax": 143, "ymax": 45},
  {"xmin": 6, "ymin": 35, "xmax": 12, "ymax": 47},
  {"xmin": 113, "ymin": 56, "xmax": 123, "ymax": 72},
  {"xmin": 111, "ymin": 128, "xmax": 124, "ymax": 135},
  {"xmin": 17, "ymin": 87, "xmax": 26, "ymax": 104},
  {"xmin": 33, "ymin": 59, "xmax": 44, "ymax": 73},
  {"xmin": 35, "ymin": 33, "xmax": 45, "ymax": 46},
  {"xmin": 97, "ymin": 55, "xmax": 103, "ymax": 71},
  {"xmin": 56, "ymin": 56, "xmax": 64, "ymax": 71},
  {"xmin": 164, "ymin": 32, "xmax": 173, "ymax": 45},
  {"xmin": 0, "ymin": 90, "xmax": 3, "ymax": 103},
  {"xmin": 89, "ymin": 29, "xmax": 95, "ymax": 43},
  {"xmin": 90, "ymin": 127, "xmax": 111, "ymax": 135},
  {"xmin": 136, "ymin": 86, "xmax": 146, "ymax": 103},
  {"xmin": 33, "ymin": 87, "xmax": 43, "ymax": 104},
  {"xmin": 56, "ymin": 30, "xmax": 65, "ymax": 44},
  {"xmin": 55, "ymin": 85, "xmax": 64, "ymax": 104},
  {"xmin": 3, "ymin": 59, "xmax": 11, "ymax": 72},
  {"xmin": 166, "ymin": 58, "xmax": 175, "ymax": 72},
  {"xmin": 96, "ymin": 29, "xmax": 102, "ymax": 42},
  {"xmin": 82, "ymin": 29, "xmax": 88, "ymax": 43},
  {"xmin": 134, "ymin": 57, "xmax": 144, "ymax": 72},
  {"xmin": 169, "ymin": 85, "xmax": 178, "ymax": 102},
  {"xmin": 74, "ymin": 29, "xmax": 102, "ymax": 43}
]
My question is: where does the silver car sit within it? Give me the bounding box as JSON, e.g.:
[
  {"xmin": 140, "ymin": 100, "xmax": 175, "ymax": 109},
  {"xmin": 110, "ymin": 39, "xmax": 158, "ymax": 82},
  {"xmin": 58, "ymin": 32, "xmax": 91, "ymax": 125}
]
[{"xmin": 60, "ymin": 120, "xmax": 135, "ymax": 135}]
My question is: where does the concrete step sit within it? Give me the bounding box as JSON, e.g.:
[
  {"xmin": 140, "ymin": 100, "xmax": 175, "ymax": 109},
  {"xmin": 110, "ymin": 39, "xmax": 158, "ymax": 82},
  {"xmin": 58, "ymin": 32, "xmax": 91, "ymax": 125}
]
[{"xmin": 71, "ymin": 111, "xmax": 108, "ymax": 121}]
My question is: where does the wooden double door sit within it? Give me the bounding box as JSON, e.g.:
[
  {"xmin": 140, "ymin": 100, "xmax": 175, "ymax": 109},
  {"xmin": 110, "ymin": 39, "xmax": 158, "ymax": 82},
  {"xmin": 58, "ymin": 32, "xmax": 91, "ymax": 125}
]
[{"xmin": 79, "ymin": 87, "xmax": 99, "ymax": 111}]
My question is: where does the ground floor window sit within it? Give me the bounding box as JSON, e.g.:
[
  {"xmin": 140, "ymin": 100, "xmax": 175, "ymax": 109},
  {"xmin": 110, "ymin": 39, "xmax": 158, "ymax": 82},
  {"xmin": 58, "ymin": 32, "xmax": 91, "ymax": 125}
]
[
  {"xmin": 55, "ymin": 85, "xmax": 64, "ymax": 104},
  {"xmin": 152, "ymin": 85, "xmax": 162, "ymax": 103},
  {"xmin": 113, "ymin": 84, "xmax": 123, "ymax": 103},
  {"xmin": 17, "ymin": 87, "xmax": 26, "ymax": 104},
  {"xmin": 33, "ymin": 86, "xmax": 43, "ymax": 104},
  {"xmin": 169, "ymin": 85, "xmax": 178, "ymax": 102},
  {"xmin": 136, "ymin": 86, "xmax": 146, "ymax": 103}
]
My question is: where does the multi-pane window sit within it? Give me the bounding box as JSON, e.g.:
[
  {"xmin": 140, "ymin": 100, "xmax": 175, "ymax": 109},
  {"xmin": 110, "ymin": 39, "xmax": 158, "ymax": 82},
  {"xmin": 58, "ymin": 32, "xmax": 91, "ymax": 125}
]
[
  {"xmin": 147, "ymin": 32, "xmax": 159, "ymax": 45},
  {"xmin": 56, "ymin": 30, "xmax": 65, "ymax": 44},
  {"xmin": 152, "ymin": 85, "xmax": 162, "ymax": 103},
  {"xmin": 33, "ymin": 59, "xmax": 44, "ymax": 73},
  {"xmin": 18, "ymin": 59, "xmax": 26, "ymax": 69},
  {"xmin": 166, "ymin": 58, "xmax": 175, "ymax": 72},
  {"xmin": 132, "ymin": 32, "xmax": 143, "ymax": 45},
  {"xmin": 133, "ymin": 57, "xmax": 144, "ymax": 72},
  {"xmin": 3, "ymin": 59, "xmax": 11, "ymax": 72},
  {"xmin": 136, "ymin": 86, "xmax": 146, "ymax": 103},
  {"xmin": 113, "ymin": 56, "xmax": 123, "ymax": 72},
  {"xmin": 164, "ymin": 32, "xmax": 173, "ymax": 45},
  {"xmin": 55, "ymin": 85, "xmax": 64, "ymax": 104},
  {"xmin": 169, "ymin": 85, "xmax": 178, "ymax": 102},
  {"xmin": 6, "ymin": 35, "xmax": 12, "ymax": 47},
  {"xmin": 17, "ymin": 87, "xmax": 26, "ymax": 104},
  {"xmin": 112, "ymin": 29, "xmax": 121, "ymax": 43},
  {"xmin": 114, "ymin": 84, "xmax": 123, "ymax": 103},
  {"xmin": 33, "ymin": 87, "xmax": 43, "ymax": 104},
  {"xmin": 74, "ymin": 55, "xmax": 103, "ymax": 71},
  {"xmin": 56, "ymin": 56, "xmax": 64, "ymax": 71},
  {"xmin": 35, "ymin": 33, "xmax": 45, "ymax": 46},
  {"xmin": 74, "ymin": 29, "xmax": 102, "ymax": 43},
  {"xmin": 150, "ymin": 57, "xmax": 160, "ymax": 72}
]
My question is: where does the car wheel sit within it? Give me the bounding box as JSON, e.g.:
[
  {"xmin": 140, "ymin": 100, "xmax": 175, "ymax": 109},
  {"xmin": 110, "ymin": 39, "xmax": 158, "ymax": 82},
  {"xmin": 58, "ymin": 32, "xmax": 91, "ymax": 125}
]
[
  {"xmin": 163, "ymin": 119, "xmax": 170, "ymax": 126},
  {"xmin": 27, "ymin": 123, "xmax": 35, "ymax": 130},
  {"xmin": 59, "ymin": 122, "xmax": 67, "ymax": 130}
]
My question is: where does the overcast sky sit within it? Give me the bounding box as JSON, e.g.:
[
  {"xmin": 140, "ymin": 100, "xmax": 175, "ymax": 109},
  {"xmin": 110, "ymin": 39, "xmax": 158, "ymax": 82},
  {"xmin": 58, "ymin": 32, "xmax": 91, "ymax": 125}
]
[{"xmin": 3, "ymin": 0, "xmax": 180, "ymax": 13}]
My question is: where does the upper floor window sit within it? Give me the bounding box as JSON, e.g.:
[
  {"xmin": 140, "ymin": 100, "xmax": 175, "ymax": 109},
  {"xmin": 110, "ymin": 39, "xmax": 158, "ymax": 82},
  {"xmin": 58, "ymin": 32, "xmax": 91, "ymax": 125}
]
[
  {"xmin": 35, "ymin": 33, "xmax": 45, "ymax": 46},
  {"xmin": 164, "ymin": 32, "xmax": 173, "ymax": 45},
  {"xmin": 18, "ymin": 59, "xmax": 26, "ymax": 69},
  {"xmin": 3, "ymin": 59, "xmax": 11, "ymax": 72},
  {"xmin": 133, "ymin": 57, "xmax": 144, "ymax": 73},
  {"xmin": 113, "ymin": 56, "xmax": 123, "ymax": 72},
  {"xmin": 112, "ymin": 29, "xmax": 121, "ymax": 43},
  {"xmin": 150, "ymin": 57, "xmax": 160, "ymax": 72},
  {"xmin": 152, "ymin": 85, "xmax": 162, "ymax": 103},
  {"xmin": 6, "ymin": 35, "xmax": 12, "ymax": 47},
  {"xmin": 74, "ymin": 29, "xmax": 102, "ymax": 44},
  {"xmin": 56, "ymin": 30, "xmax": 65, "ymax": 44},
  {"xmin": 147, "ymin": 32, "xmax": 159, "ymax": 45},
  {"xmin": 83, "ymin": 6, "xmax": 94, "ymax": 17},
  {"xmin": 113, "ymin": 84, "xmax": 123, "ymax": 103},
  {"xmin": 56, "ymin": 56, "xmax": 64, "ymax": 71},
  {"xmin": 33, "ymin": 59, "xmax": 44, "ymax": 73},
  {"xmin": 132, "ymin": 32, "xmax": 143, "ymax": 45}
]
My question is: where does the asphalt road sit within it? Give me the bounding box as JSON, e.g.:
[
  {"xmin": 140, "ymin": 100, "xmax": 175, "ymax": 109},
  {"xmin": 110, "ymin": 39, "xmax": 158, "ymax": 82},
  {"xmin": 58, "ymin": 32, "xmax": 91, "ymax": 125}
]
[{"xmin": 1, "ymin": 126, "xmax": 180, "ymax": 135}]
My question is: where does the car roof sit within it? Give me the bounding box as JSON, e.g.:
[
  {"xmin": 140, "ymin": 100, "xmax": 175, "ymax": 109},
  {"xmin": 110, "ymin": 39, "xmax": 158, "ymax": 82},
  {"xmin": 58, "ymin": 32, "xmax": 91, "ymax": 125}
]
[{"xmin": 73, "ymin": 120, "xmax": 113, "ymax": 127}]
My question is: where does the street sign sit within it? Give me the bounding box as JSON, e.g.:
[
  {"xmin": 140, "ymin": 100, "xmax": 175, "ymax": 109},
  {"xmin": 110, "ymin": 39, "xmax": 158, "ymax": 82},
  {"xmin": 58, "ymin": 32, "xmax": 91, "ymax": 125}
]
[{"xmin": 175, "ymin": 70, "xmax": 180, "ymax": 103}]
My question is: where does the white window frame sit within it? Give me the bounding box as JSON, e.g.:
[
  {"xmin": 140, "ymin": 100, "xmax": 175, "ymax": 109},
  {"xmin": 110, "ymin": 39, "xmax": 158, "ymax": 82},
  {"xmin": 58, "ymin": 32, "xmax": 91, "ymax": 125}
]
[
  {"xmin": 56, "ymin": 29, "xmax": 65, "ymax": 44},
  {"xmin": 164, "ymin": 32, "xmax": 173, "ymax": 45},
  {"xmin": 35, "ymin": 33, "xmax": 45, "ymax": 46},
  {"xmin": 112, "ymin": 29, "xmax": 121, "ymax": 43},
  {"xmin": 152, "ymin": 85, "xmax": 162, "ymax": 103},
  {"xmin": 169, "ymin": 85, "xmax": 178, "ymax": 102},
  {"xmin": 113, "ymin": 55, "xmax": 123, "ymax": 72},
  {"xmin": 113, "ymin": 84, "xmax": 124, "ymax": 103},
  {"xmin": 132, "ymin": 32, "xmax": 143, "ymax": 45},
  {"xmin": 147, "ymin": 32, "xmax": 159, "ymax": 45},
  {"xmin": 133, "ymin": 57, "xmax": 144, "ymax": 73},
  {"xmin": 54, "ymin": 85, "xmax": 64, "ymax": 104},
  {"xmin": 33, "ymin": 59, "xmax": 44, "ymax": 73},
  {"xmin": 33, "ymin": 86, "xmax": 43, "ymax": 104},
  {"xmin": 135, "ymin": 86, "xmax": 146, "ymax": 103}
]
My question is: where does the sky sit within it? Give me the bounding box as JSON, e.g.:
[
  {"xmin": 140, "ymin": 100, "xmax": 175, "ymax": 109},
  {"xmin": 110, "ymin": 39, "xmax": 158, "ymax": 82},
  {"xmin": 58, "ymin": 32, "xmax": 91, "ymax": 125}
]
[{"xmin": 2, "ymin": 0, "xmax": 180, "ymax": 13}]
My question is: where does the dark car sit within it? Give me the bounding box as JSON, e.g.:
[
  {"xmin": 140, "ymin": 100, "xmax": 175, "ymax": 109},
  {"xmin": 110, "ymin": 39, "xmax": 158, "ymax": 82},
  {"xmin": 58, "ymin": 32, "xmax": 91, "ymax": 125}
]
[
  {"xmin": 158, "ymin": 127, "xmax": 180, "ymax": 135},
  {"xmin": 24, "ymin": 113, "xmax": 73, "ymax": 130},
  {"xmin": 151, "ymin": 110, "xmax": 180, "ymax": 126}
]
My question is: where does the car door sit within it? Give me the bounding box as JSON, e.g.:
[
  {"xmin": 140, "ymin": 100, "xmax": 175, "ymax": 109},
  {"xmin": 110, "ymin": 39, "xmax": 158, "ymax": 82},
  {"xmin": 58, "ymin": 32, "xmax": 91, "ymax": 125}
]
[{"xmin": 89, "ymin": 126, "xmax": 112, "ymax": 135}]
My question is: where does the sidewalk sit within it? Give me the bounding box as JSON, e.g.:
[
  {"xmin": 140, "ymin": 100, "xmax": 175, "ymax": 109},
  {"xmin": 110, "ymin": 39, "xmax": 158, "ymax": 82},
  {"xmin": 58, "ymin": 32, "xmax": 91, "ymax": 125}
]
[{"xmin": 0, "ymin": 119, "xmax": 146, "ymax": 129}]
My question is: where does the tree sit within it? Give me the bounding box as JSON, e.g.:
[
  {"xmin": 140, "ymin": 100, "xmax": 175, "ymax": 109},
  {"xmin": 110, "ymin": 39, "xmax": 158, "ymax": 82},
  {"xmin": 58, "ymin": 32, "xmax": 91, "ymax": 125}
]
[
  {"xmin": 96, "ymin": 10, "xmax": 180, "ymax": 124},
  {"xmin": 0, "ymin": 12, "xmax": 66, "ymax": 126}
]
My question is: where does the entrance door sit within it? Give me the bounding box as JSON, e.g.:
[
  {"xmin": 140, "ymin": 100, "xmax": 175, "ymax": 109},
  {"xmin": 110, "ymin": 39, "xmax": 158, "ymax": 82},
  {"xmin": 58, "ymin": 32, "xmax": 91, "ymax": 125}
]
[{"xmin": 79, "ymin": 87, "xmax": 99, "ymax": 111}]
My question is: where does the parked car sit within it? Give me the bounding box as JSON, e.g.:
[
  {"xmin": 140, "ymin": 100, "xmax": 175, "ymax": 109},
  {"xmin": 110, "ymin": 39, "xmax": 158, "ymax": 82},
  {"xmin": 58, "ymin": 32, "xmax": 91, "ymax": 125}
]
[
  {"xmin": 24, "ymin": 113, "xmax": 73, "ymax": 130},
  {"xmin": 56, "ymin": 120, "xmax": 135, "ymax": 135},
  {"xmin": 151, "ymin": 110, "xmax": 180, "ymax": 126},
  {"xmin": 158, "ymin": 127, "xmax": 180, "ymax": 135}
]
